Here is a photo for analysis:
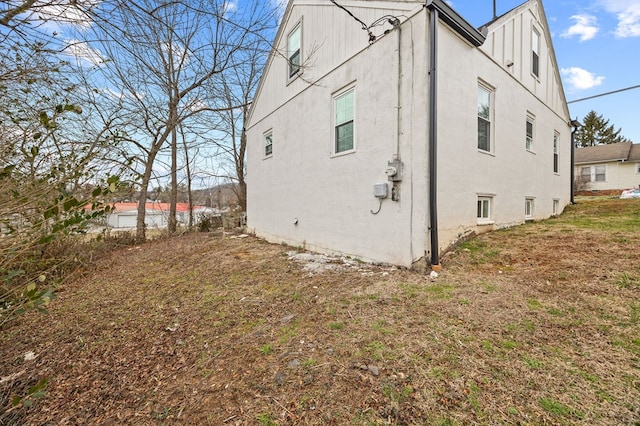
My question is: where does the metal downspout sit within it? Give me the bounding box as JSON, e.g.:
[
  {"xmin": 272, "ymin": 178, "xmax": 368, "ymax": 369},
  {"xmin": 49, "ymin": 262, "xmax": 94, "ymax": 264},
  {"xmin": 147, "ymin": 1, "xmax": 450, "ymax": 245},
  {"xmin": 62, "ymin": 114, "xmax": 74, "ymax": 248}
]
[{"xmin": 428, "ymin": 6, "xmax": 440, "ymax": 269}]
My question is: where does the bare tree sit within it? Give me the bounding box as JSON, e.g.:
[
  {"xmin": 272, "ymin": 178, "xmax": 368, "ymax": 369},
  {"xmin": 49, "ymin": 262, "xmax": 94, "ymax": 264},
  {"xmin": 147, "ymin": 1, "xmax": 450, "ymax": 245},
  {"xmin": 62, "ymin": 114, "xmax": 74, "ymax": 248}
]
[{"xmin": 79, "ymin": 0, "xmax": 277, "ymax": 240}]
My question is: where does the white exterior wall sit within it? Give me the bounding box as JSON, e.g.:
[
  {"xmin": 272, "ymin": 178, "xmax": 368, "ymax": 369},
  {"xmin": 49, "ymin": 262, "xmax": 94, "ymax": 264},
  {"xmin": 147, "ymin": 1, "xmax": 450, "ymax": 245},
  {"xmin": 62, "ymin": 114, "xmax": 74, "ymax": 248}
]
[
  {"xmin": 434, "ymin": 1, "xmax": 571, "ymax": 254},
  {"xmin": 247, "ymin": 0, "xmax": 572, "ymax": 267},
  {"xmin": 247, "ymin": 9, "xmax": 429, "ymax": 266},
  {"xmin": 575, "ymin": 161, "xmax": 640, "ymax": 191}
]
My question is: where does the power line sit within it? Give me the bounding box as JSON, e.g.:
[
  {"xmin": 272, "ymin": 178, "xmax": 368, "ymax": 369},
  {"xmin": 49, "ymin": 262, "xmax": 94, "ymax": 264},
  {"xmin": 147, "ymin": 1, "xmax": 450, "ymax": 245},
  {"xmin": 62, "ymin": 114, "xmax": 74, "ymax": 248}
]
[{"xmin": 567, "ymin": 84, "xmax": 640, "ymax": 104}]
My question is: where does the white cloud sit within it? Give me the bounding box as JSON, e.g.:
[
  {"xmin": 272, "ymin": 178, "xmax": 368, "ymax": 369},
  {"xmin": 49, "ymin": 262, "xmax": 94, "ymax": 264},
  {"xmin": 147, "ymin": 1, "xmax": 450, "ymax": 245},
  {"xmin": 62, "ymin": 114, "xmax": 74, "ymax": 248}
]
[
  {"xmin": 32, "ymin": 1, "xmax": 98, "ymax": 30},
  {"xmin": 562, "ymin": 14, "xmax": 599, "ymax": 41},
  {"xmin": 598, "ymin": 0, "xmax": 640, "ymax": 37},
  {"xmin": 561, "ymin": 67, "xmax": 605, "ymax": 91},
  {"xmin": 64, "ymin": 39, "xmax": 105, "ymax": 67}
]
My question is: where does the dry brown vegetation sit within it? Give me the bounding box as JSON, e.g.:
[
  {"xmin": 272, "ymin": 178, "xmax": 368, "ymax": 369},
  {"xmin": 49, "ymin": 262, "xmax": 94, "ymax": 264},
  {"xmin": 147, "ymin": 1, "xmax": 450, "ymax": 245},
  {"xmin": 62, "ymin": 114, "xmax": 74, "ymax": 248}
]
[{"xmin": 1, "ymin": 197, "xmax": 639, "ymax": 425}]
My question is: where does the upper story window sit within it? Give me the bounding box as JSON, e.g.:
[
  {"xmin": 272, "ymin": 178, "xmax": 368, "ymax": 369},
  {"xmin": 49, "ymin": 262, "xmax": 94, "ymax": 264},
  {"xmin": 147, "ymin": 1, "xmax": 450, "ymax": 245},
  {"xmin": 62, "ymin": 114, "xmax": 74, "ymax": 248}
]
[
  {"xmin": 532, "ymin": 27, "xmax": 540, "ymax": 78},
  {"xmin": 526, "ymin": 114, "xmax": 535, "ymax": 152},
  {"xmin": 288, "ymin": 23, "xmax": 302, "ymax": 78},
  {"xmin": 264, "ymin": 131, "xmax": 273, "ymax": 157},
  {"xmin": 553, "ymin": 131, "xmax": 559, "ymax": 173},
  {"xmin": 477, "ymin": 84, "xmax": 492, "ymax": 152},
  {"xmin": 334, "ymin": 87, "xmax": 355, "ymax": 154}
]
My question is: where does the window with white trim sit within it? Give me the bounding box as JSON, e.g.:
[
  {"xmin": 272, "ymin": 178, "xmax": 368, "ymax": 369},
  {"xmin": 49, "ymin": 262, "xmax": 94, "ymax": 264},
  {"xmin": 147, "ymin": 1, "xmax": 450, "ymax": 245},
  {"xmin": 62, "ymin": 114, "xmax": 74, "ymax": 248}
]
[
  {"xmin": 477, "ymin": 84, "xmax": 492, "ymax": 152},
  {"xmin": 553, "ymin": 199, "xmax": 559, "ymax": 216},
  {"xmin": 580, "ymin": 166, "xmax": 591, "ymax": 182},
  {"xmin": 288, "ymin": 23, "xmax": 301, "ymax": 78},
  {"xmin": 580, "ymin": 165, "xmax": 606, "ymax": 182},
  {"xmin": 477, "ymin": 196, "xmax": 492, "ymax": 224},
  {"xmin": 525, "ymin": 198, "xmax": 534, "ymax": 219},
  {"xmin": 553, "ymin": 131, "xmax": 559, "ymax": 173},
  {"xmin": 334, "ymin": 87, "xmax": 355, "ymax": 154},
  {"xmin": 526, "ymin": 114, "xmax": 535, "ymax": 151},
  {"xmin": 532, "ymin": 27, "xmax": 540, "ymax": 78},
  {"xmin": 264, "ymin": 131, "xmax": 273, "ymax": 157}
]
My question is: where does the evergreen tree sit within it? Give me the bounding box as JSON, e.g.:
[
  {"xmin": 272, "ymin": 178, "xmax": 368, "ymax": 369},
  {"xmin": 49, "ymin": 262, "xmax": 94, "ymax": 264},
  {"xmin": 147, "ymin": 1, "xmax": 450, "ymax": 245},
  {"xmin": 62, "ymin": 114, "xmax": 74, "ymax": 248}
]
[{"xmin": 576, "ymin": 110, "xmax": 631, "ymax": 147}]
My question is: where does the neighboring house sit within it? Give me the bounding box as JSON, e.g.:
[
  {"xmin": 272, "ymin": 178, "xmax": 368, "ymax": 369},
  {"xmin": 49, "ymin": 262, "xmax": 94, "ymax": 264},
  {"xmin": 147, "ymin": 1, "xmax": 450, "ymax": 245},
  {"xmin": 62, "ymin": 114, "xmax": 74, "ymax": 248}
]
[
  {"xmin": 106, "ymin": 202, "xmax": 215, "ymax": 229},
  {"xmin": 246, "ymin": 0, "xmax": 572, "ymax": 268},
  {"xmin": 574, "ymin": 142, "xmax": 640, "ymax": 192}
]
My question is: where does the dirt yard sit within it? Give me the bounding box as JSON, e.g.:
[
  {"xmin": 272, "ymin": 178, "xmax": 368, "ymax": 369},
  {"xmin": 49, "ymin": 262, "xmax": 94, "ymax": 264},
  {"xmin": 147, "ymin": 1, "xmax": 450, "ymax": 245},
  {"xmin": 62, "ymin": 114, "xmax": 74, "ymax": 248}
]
[{"xmin": 1, "ymin": 197, "xmax": 639, "ymax": 425}]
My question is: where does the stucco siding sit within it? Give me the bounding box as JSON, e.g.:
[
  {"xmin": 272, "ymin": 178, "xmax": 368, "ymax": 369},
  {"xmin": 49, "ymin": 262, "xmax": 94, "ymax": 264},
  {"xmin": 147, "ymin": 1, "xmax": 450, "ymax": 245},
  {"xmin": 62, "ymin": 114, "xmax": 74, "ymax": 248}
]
[
  {"xmin": 435, "ymin": 10, "xmax": 571, "ymax": 255},
  {"xmin": 247, "ymin": 17, "xmax": 429, "ymax": 266},
  {"xmin": 249, "ymin": 1, "xmax": 424, "ymax": 129},
  {"xmin": 247, "ymin": 0, "xmax": 571, "ymax": 267}
]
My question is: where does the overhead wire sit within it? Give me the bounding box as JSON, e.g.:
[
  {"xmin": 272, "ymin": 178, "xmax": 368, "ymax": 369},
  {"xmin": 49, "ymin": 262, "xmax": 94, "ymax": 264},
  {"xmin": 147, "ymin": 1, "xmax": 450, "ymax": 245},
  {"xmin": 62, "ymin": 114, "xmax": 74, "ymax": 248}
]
[
  {"xmin": 329, "ymin": 0, "xmax": 400, "ymax": 44},
  {"xmin": 567, "ymin": 84, "xmax": 640, "ymax": 104}
]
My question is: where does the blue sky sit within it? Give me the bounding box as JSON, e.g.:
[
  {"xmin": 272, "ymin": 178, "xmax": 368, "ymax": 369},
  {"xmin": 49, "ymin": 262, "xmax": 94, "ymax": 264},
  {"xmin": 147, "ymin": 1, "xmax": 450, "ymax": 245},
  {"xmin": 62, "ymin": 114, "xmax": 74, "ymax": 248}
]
[{"xmin": 450, "ymin": 0, "xmax": 640, "ymax": 142}]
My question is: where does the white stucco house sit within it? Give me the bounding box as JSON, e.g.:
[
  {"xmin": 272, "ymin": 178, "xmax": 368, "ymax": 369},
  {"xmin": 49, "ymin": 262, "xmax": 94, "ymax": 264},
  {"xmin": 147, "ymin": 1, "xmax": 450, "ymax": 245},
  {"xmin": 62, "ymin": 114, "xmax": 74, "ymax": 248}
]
[
  {"xmin": 246, "ymin": 0, "xmax": 572, "ymax": 268},
  {"xmin": 574, "ymin": 142, "xmax": 640, "ymax": 192}
]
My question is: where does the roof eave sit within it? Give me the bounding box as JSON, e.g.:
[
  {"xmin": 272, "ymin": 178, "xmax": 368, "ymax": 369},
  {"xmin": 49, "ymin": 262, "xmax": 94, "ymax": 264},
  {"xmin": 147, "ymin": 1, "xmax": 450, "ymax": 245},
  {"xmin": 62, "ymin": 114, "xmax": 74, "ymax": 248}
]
[{"xmin": 425, "ymin": 0, "xmax": 486, "ymax": 47}]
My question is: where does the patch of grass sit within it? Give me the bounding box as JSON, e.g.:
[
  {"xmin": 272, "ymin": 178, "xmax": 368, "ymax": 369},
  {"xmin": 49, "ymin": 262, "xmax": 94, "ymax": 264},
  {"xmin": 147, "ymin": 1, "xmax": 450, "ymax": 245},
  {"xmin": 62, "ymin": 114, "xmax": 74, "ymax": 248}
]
[
  {"xmin": 459, "ymin": 239, "xmax": 501, "ymax": 264},
  {"xmin": 302, "ymin": 358, "xmax": 317, "ymax": 368},
  {"xmin": 538, "ymin": 397, "xmax": 585, "ymax": 420},
  {"xmin": 366, "ymin": 340, "xmax": 387, "ymax": 361},
  {"xmin": 500, "ymin": 340, "xmax": 518, "ymax": 350},
  {"xmin": 278, "ymin": 322, "xmax": 299, "ymax": 344},
  {"xmin": 480, "ymin": 282, "xmax": 497, "ymax": 293},
  {"xmin": 481, "ymin": 339, "xmax": 494, "ymax": 351},
  {"xmin": 256, "ymin": 412, "xmax": 276, "ymax": 426},
  {"xmin": 527, "ymin": 299, "xmax": 542, "ymax": 309},
  {"xmin": 372, "ymin": 320, "xmax": 394, "ymax": 335},
  {"xmin": 576, "ymin": 369, "xmax": 598, "ymax": 382},
  {"xmin": 258, "ymin": 343, "xmax": 273, "ymax": 355},
  {"xmin": 426, "ymin": 283, "xmax": 454, "ymax": 299},
  {"xmin": 595, "ymin": 390, "xmax": 614, "ymax": 403},
  {"xmin": 328, "ymin": 321, "xmax": 345, "ymax": 330},
  {"xmin": 505, "ymin": 320, "xmax": 535, "ymax": 333},
  {"xmin": 629, "ymin": 304, "xmax": 640, "ymax": 325},
  {"xmin": 615, "ymin": 272, "xmax": 640, "ymax": 288},
  {"xmin": 381, "ymin": 383, "xmax": 414, "ymax": 403},
  {"xmin": 400, "ymin": 283, "xmax": 422, "ymax": 299},
  {"xmin": 523, "ymin": 357, "xmax": 542, "ymax": 369},
  {"xmin": 547, "ymin": 307, "xmax": 564, "ymax": 316}
]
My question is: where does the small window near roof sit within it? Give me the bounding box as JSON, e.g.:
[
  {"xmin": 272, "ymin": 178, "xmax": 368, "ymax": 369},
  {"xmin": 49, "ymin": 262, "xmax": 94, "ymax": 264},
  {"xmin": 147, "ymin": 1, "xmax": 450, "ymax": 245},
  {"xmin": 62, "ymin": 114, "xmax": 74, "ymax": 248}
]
[
  {"xmin": 288, "ymin": 23, "xmax": 301, "ymax": 78},
  {"xmin": 532, "ymin": 27, "xmax": 540, "ymax": 78},
  {"xmin": 264, "ymin": 131, "xmax": 273, "ymax": 157}
]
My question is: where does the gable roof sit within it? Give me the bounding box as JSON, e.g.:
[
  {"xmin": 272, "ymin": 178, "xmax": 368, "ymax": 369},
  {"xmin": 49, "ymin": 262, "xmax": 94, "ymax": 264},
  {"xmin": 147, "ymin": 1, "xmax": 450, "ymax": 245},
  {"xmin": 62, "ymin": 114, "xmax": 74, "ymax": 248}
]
[
  {"xmin": 574, "ymin": 142, "xmax": 634, "ymax": 164},
  {"xmin": 484, "ymin": 0, "xmax": 571, "ymax": 121},
  {"xmin": 630, "ymin": 143, "xmax": 640, "ymax": 161}
]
